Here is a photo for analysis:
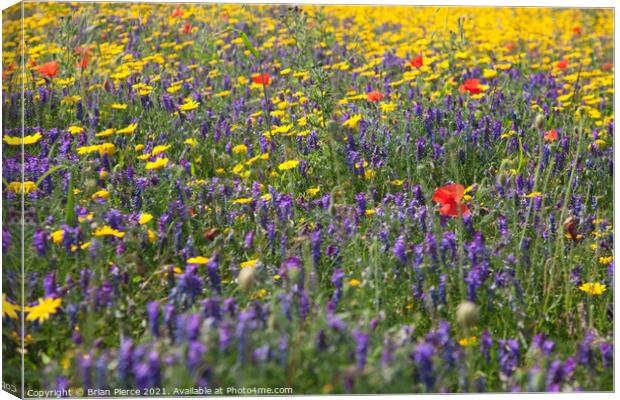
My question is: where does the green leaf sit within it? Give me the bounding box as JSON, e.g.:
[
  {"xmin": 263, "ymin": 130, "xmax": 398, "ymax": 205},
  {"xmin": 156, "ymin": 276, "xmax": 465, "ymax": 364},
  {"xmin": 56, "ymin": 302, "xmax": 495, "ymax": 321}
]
[
  {"xmin": 35, "ymin": 165, "xmax": 65, "ymax": 189},
  {"xmin": 65, "ymin": 173, "xmax": 76, "ymax": 226},
  {"xmin": 237, "ymin": 30, "xmax": 259, "ymax": 59}
]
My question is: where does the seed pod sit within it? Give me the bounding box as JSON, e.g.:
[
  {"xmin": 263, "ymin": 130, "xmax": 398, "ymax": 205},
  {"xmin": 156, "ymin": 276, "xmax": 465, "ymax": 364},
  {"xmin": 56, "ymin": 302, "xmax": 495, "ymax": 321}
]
[{"xmin": 456, "ymin": 301, "xmax": 479, "ymax": 329}]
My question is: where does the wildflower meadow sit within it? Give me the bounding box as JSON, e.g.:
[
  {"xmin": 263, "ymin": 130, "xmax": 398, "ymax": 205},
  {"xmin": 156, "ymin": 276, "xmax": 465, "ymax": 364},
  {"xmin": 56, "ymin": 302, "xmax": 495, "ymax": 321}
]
[{"xmin": 1, "ymin": 2, "xmax": 614, "ymax": 396}]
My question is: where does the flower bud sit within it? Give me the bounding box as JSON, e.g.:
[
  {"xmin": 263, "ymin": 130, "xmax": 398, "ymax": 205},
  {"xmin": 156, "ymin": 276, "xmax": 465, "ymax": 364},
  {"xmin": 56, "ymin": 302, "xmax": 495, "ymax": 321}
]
[
  {"xmin": 533, "ymin": 113, "xmax": 545, "ymax": 131},
  {"xmin": 238, "ymin": 267, "xmax": 256, "ymax": 292}
]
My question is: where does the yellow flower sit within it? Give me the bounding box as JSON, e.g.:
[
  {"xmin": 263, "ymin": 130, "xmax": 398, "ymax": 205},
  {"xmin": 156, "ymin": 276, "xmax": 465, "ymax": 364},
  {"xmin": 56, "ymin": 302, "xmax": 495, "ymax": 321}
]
[
  {"xmin": 240, "ymin": 258, "xmax": 259, "ymax": 268},
  {"xmin": 91, "ymin": 190, "xmax": 110, "ymax": 201},
  {"xmin": 233, "ymin": 197, "xmax": 253, "ymax": 204},
  {"xmin": 151, "ymin": 145, "xmax": 171, "ymax": 155},
  {"xmin": 178, "ymin": 98, "xmax": 200, "ymax": 111},
  {"xmin": 483, "ymin": 69, "xmax": 497, "ymax": 79},
  {"xmin": 365, "ymin": 209, "xmax": 376, "ymax": 216},
  {"xmin": 50, "ymin": 230, "xmax": 64, "ymax": 244},
  {"xmin": 117, "ymin": 123, "xmax": 138, "ymax": 135},
  {"xmin": 25, "ymin": 297, "xmax": 62, "ymax": 323},
  {"xmin": 458, "ymin": 336, "xmax": 478, "ymax": 347},
  {"xmin": 139, "ymin": 213, "xmax": 154, "ymax": 225},
  {"xmin": 261, "ymin": 193, "xmax": 273, "ymax": 202},
  {"xmin": 68, "ymin": 126, "xmax": 84, "ymax": 135},
  {"xmin": 306, "ymin": 187, "xmax": 320, "ymax": 196},
  {"xmin": 98, "ymin": 143, "xmax": 116, "ymax": 155},
  {"xmin": 2, "ymin": 294, "xmax": 20, "ymax": 319},
  {"xmin": 349, "ymin": 278, "xmax": 361, "ymax": 287},
  {"xmin": 7, "ymin": 181, "xmax": 36, "ymax": 194},
  {"xmin": 278, "ymin": 159, "xmax": 300, "ymax": 171},
  {"xmin": 232, "ymin": 144, "xmax": 248, "ymax": 154},
  {"xmin": 578, "ymin": 282, "xmax": 607, "ymax": 296},
  {"xmin": 93, "ymin": 226, "xmax": 126, "ymax": 238},
  {"xmin": 185, "ymin": 138, "xmax": 197, "ymax": 146},
  {"xmin": 3, "ymin": 132, "xmax": 42, "ymax": 146},
  {"xmin": 95, "ymin": 128, "xmax": 116, "ymax": 137},
  {"xmin": 343, "ymin": 114, "xmax": 362, "ymax": 129},
  {"xmin": 252, "ymin": 288, "xmax": 268, "ymax": 300},
  {"xmin": 526, "ymin": 192, "xmax": 542, "ymax": 198},
  {"xmin": 380, "ymin": 102, "xmax": 397, "ymax": 113},
  {"xmin": 145, "ymin": 157, "xmax": 168, "ymax": 170},
  {"xmin": 111, "ymin": 103, "xmax": 128, "ymax": 110},
  {"xmin": 187, "ymin": 256, "xmax": 210, "ymax": 265}
]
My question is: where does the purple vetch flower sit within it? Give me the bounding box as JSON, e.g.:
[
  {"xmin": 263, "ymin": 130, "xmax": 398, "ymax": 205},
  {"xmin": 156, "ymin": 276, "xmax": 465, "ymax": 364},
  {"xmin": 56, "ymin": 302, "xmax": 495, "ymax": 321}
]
[
  {"xmin": 207, "ymin": 253, "xmax": 221, "ymax": 294},
  {"xmin": 201, "ymin": 296, "xmax": 222, "ymax": 324},
  {"xmin": 43, "ymin": 271, "xmax": 57, "ymax": 297},
  {"xmin": 187, "ymin": 340, "xmax": 207, "ymax": 372},
  {"xmin": 532, "ymin": 333, "xmax": 555, "ymax": 356},
  {"xmin": 327, "ymin": 268, "xmax": 345, "ymax": 313},
  {"xmin": 412, "ymin": 342, "xmax": 435, "ymax": 391},
  {"xmin": 79, "ymin": 353, "xmax": 92, "ymax": 389},
  {"xmin": 147, "ymin": 301, "xmax": 159, "ymax": 338},
  {"xmin": 546, "ymin": 356, "xmax": 576, "ymax": 391},
  {"xmin": 599, "ymin": 342, "xmax": 612, "ymax": 369},
  {"xmin": 218, "ymin": 321, "xmax": 233, "ymax": 351},
  {"xmin": 577, "ymin": 330, "xmax": 596, "ymax": 368},
  {"xmin": 498, "ymin": 339, "xmax": 520, "ymax": 378},
  {"xmin": 252, "ymin": 345, "xmax": 270, "ymax": 364},
  {"xmin": 185, "ymin": 313, "xmax": 202, "ymax": 342},
  {"xmin": 393, "ymin": 235, "xmax": 407, "ymax": 264},
  {"xmin": 95, "ymin": 353, "xmax": 107, "ymax": 389},
  {"xmin": 176, "ymin": 265, "xmax": 204, "ymax": 307},
  {"xmin": 117, "ymin": 338, "xmax": 134, "ymax": 383},
  {"xmin": 310, "ymin": 229, "xmax": 322, "ymax": 266},
  {"xmin": 33, "ymin": 229, "xmax": 48, "ymax": 256},
  {"xmin": 352, "ymin": 329, "xmax": 370, "ymax": 369},
  {"xmin": 2, "ymin": 228, "xmax": 10, "ymax": 252},
  {"xmin": 440, "ymin": 231, "xmax": 456, "ymax": 265},
  {"xmin": 355, "ymin": 192, "xmax": 367, "ymax": 217}
]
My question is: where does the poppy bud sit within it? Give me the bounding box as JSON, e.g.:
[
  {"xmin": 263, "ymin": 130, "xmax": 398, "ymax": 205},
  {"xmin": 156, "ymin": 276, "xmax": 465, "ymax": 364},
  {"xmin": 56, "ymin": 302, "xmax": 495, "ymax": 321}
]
[
  {"xmin": 563, "ymin": 216, "xmax": 579, "ymax": 242},
  {"xmin": 238, "ymin": 267, "xmax": 256, "ymax": 292},
  {"xmin": 204, "ymin": 228, "xmax": 220, "ymax": 241},
  {"xmin": 456, "ymin": 301, "xmax": 479, "ymax": 329},
  {"xmin": 533, "ymin": 114, "xmax": 545, "ymax": 131}
]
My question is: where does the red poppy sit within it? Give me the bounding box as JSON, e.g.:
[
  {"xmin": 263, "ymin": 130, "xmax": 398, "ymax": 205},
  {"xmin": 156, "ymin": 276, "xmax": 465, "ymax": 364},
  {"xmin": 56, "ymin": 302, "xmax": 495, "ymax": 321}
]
[
  {"xmin": 601, "ymin": 62, "xmax": 613, "ymax": 71},
  {"xmin": 410, "ymin": 55, "xmax": 423, "ymax": 69},
  {"xmin": 36, "ymin": 61, "xmax": 59, "ymax": 77},
  {"xmin": 544, "ymin": 129, "xmax": 558, "ymax": 142},
  {"xmin": 75, "ymin": 47, "xmax": 90, "ymax": 69},
  {"xmin": 572, "ymin": 26, "xmax": 582, "ymax": 35},
  {"xmin": 460, "ymin": 79, "xmax": 483, "ymax": 95},
  {"xmin": 366, "ymin": 90, "xmax": 385, "ymax": 102},
  {"xmin": 182, "ymin": 21, "xmax": 192, "ymax": 34},
  {"xmin": 432, "ymin": 184, "xmax": 470, "ymax": 217},
  {"xmin": 555, "ymin": 59, "xmax": 569, "ymax": 69},
  {"xmin": 171, "ymin": 7, "xmax": 183, "ymax": 18},
  {"xmin": 505, "ymin": 42, "xmax": 515, "ymax": 52},
  {"xmin": 252, "ymin": 73, "xmax": 270, "ymax": 86}
]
